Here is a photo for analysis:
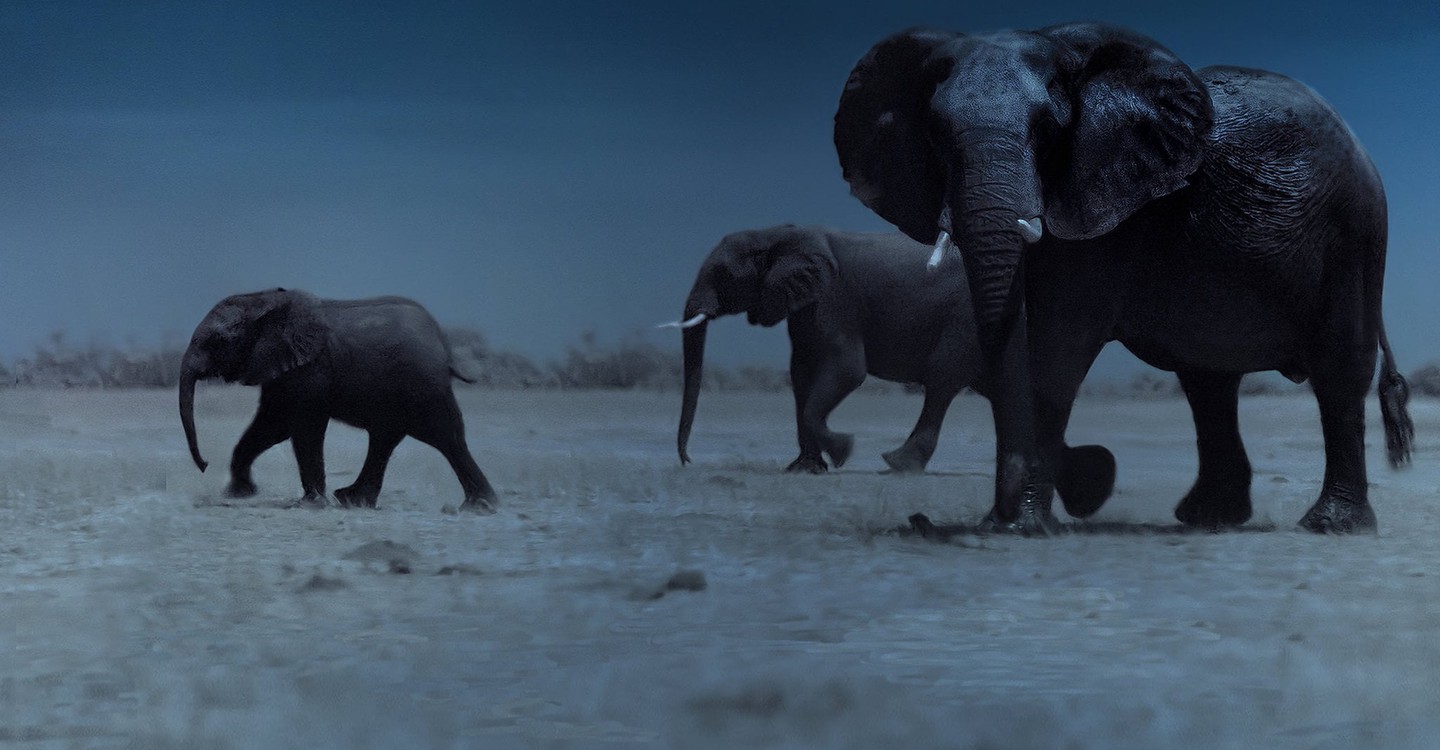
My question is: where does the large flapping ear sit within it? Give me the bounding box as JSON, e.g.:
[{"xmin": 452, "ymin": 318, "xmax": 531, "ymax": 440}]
[
  {"xmin": 751, "ymin": 228, "xmax": 837, "ymax": 327},
  {"xmin": 834, "ymin": 28, "xmax": 958, "ymax": 245},
  {"xmin": 1038, "ymin": 22, "xmax": 1213, "ymax": 240},
  {"xmin": 240, "ymin": 290, "xmax": 327, "ymax": 385}
]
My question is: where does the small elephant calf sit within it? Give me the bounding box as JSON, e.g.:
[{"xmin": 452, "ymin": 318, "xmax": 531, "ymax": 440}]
[{"xmin": 179, "ymin": 288, "xmax": 497, "ymax": 510}]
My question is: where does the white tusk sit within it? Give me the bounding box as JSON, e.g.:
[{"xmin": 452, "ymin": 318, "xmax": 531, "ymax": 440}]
[
  {"xmin": 1017, "ymin": 216, "xmax": 1044, "ymax": 244},
  {"xmin": 656, "ymin": 313, "xmax": 708, "ymax": 330},
  {"xmin": 927, "ymin": 231, "xmax": 956, "ymax": 272}
]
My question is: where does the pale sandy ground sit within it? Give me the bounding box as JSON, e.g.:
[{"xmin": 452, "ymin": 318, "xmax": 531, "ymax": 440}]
[{"xmin": 2, "ymin": 386, "xmax": 1438, "ymax": 749}]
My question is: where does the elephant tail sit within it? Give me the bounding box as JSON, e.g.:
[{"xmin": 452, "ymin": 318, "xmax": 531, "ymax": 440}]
[{"xmin": 1377, "ymin": 324, "xmax": 1413, "ymax": 468}]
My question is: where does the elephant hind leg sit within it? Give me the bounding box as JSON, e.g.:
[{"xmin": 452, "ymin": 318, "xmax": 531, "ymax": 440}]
[
  {"xmin": 335, "ymin": 430, "xmax": 404, "ymax": 508},
  {"xmin": 1298, "ymin": 371, "xmax": 1376, "ymax": 534},
  {"xmin": 1174, "ymin": 370, "xmax": 1252, "ymax": 529},
  {"xmin": 409, "ymin": 395, "xmax": 498, "ymax": 511},
  {"xmin": 881, "ymin": 386, "xmax": 958, "ymax": 474}
]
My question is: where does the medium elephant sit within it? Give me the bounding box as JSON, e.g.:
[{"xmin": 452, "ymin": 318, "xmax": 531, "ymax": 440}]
[
  {"xmin": 834, "ymin": 21, "xmax": 1412, "ymax": 533},
  {"xmin": 179, "ymin": 288, "xmax": 497, "ymax": 510},
  {"xmin": 669, "ymin": 225, "xmax": 1115, "ymax": 514}
]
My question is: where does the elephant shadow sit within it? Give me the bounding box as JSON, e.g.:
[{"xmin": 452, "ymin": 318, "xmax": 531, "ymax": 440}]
[
  {"xmin": 897, "ymin": 512, "xmax": 1279, "ymax": 540},
  {"xmin": 192, "ymin": 492, "xmax": 338, "ymax": 511}
]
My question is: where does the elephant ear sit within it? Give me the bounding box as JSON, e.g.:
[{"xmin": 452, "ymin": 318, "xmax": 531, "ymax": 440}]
[
  {"xmin": 1039, "ymin": 22, "xmax": 1214, "ymax": 240},
  {"xmin": 834, "ymin": 27, "xmax": 958, "ymax": 245},
  {"xmin": 240, "ymin": 291, "xmax": 327, "ymax": 385},
  {"xmin": 751, "ymin": 230, "xmax": 836, "ymax": 327}
]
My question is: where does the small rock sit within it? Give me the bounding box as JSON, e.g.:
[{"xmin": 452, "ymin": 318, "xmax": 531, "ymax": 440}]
[
  {"xmin": 441, "ymin": 504, "xmax": 459, "ymax": 515},
  {"xmin": 298, "ymin": 574, "xmax": 346, "ymax": 592},
  {"xmin": 631, "ymin": 569, "xmax": 708, "ymax": 601},
  {"xmin": 665, "ymin": 569, "xmax": 707, "ymax": 593},
  {"xmin": 435, "ymin": 564, "xmax": 484, "ymax": 576},
  {"xmin": 343, "ymin": 540, "xmax": 418, "ymax": 574}
]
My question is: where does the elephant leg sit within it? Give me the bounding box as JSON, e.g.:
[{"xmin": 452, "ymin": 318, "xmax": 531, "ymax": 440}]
[
  {"xmin": 1174, "ymin": 370, "xmax": 1252, "ymax": 529},
  {"xmin": 798, "ymin": 354, "xmax": 865, "ymax": 470},
  {"xmin": 882, "ymin": 386, "xmax": 957, "ymax": 474},
  {"xmin": 409, "ymin": 395, "xmax": 498, "ymax": 512},
  {"xmin": 1036, "ymin": 397, "xmax": 1117, "ymax": 521},
  {"xmin": 289, "ymin": 415, "xmax": 330, "ymax": 503},
  {"xmin": 1028, "ymin": 317, "xmax": 1114, "ymax": 520},
  {"xmin": 227, "ymin": 405, "xmax": 290, "ymax": 498},
  {"xmin": 1298, "ymin": 371, "xmax": 1376, "ymax": 533},
  {"xmin": 334, "ymin": 430, "xmax": 404, "ymax": 508},
  {"xmin": 976, "ymin": 310, "xmax": 1058, "ymax": 535},
  {"xmin": 785, "ymin": 346, "xmax": 827, "ymax": 474}
]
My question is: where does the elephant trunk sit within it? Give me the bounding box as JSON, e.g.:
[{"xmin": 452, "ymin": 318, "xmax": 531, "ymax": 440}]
[
  {"xmin": 951, "ymin": 138, "xmax": 1044, "ymax": 353},
  {"xmin": 179, "ymin": 344, "xmax": 209, "ymax": 472},
  {"xmin": 677, "ymin": 313, "xmax": 710, "ymax": 466}
]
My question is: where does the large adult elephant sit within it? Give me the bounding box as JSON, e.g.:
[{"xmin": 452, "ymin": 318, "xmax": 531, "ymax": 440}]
[
  {"xmin": 179, "ymin": 288, "xmax": 497, "ymax": 510},
  {"xmin": 834, "ymin": 21, "xmax": 1412, "ymax": 533},
  {"xmin": 668, "ymin": 225, "xmax": 1114, "ymax": 513}
]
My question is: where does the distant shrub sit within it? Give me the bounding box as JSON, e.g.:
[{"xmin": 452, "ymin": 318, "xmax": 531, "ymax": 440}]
[
  {"xmin": 444, "ymin": 327, "xmax": 552, "ymax": 389},
  {"xmin": 549, "ymin": 329, "xmax": 680, "ymax": 390},
  {"xmin": 7, "ymin": 331, "xmax": 185, "ymax": 388},
  {"xmin": 1410, "ymin": 363, "xmax": 1440, "ymax": 397}
]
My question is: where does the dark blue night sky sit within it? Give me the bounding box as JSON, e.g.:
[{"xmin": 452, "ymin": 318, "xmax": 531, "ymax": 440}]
[{"xmin": 2, "ymin": 1, "xmax": 1436, "ymax": 378}]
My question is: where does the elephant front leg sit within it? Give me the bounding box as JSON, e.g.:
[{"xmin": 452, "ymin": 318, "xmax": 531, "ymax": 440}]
[
  {"xmin": 1174, "ymin": 370, "xmax": 1253, "ymax": 529},
  {"xmin": 1298, "ymin": 374, "xmax": 1376, "ymax": 533},
  {"xmin": 785, "ymin": 351, "xmax": 828, "ymax": 474},
  {"xmin": 227, "ymin": 410, "xmax": 290, "ymax": 498},
  {"xmin": 797, "ymin": 356, "xmax": 864, "ymax": 471},
  {"xmin": 289, "ymin": 416, "xmax": 330, "ymax": 504},
  {"xmin": 977, "ymin": 317, "xmax": 1059, "ymax": 536}
]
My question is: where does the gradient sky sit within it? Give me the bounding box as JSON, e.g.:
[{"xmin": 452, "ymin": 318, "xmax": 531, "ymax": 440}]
[{"xmin": 2, "ymin": 0, "xmax": 1437, "ymax": 379}]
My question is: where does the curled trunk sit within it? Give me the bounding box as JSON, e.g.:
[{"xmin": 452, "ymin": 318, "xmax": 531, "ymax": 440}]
[
  {"xmin": 676, "ymin": 319, "xmax": 709, "ymax": 465},
  {"xmin": 179, "ymin": 345, "xmax": 208, "ymax": 472}
]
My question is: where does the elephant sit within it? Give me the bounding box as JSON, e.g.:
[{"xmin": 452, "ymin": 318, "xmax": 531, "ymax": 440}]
[
  {"xmin": 179, "ymin": 288, "xmax": 497, "ymax": 510},
  {"xmin": 669, "ymin": 225, "xmax": 1116, "ymax": 514},
  {"xmin": 834, "ymin": 21, "xmax": 1412, "ymax": 533}
]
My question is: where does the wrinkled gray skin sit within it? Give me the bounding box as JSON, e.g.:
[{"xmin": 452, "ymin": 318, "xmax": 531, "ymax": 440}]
[
  {"xmin": 677, "ymin": 226, "xmax": 1116, "ymax": 517},
  {"xmin": 179, "ymin": 288, "xmax": 497, "ymax": 510},
  {"xmin": 835, "ymin": 21, "xmax": 1412, "ymax": 534}
]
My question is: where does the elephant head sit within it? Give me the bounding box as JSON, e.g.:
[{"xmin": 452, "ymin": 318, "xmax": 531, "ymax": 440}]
[
  {"xmin": 670, "ymin": 225, "xmax": 836, "ymax": 464},
  {"xmin": 834, "ymin": 22, "xmax": 1212, "ymax": 349},
  {"xmin": 179, "ymin": 288, "xmax": 327, "ymax": 472}
]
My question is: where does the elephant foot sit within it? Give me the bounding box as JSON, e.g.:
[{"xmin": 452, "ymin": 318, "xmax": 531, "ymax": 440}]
[
  {"xmin": 1056, "ymin": 444, "xmax": 1115, "ymax": 519},
  {"xmin": 1174, "ymin": 462, "xmax": 1252, "ymax": 530},
  {"xmin": 334, "ymin": 485, "xmax": 379, "ymax": 509},
  {"xmin": 225, "ymin": 478, "xmax": 258, "ymax": 498},
  {"xmin": 1298, "ymin": 490, "xmax": 1376, "ymax": 534},
  {"xmin": 978, "ymin": 485, "xmax": 1063, "ymax": 537},
  {"xmin": 880, "ymin": 447, "xmax": 927, "ymax": 474},
  {"xmin": 459, "ymin": 497, "xmax": 497, "ymax": 514},
  {"xmin": 296, "ymin": 491, "xmax": 329, "ymax": 508},
  {"xmin": 825, "ymin": 433, "xmax": 855, "ymax": 469},
  {"xmin": 1174, "ymin": 480, "xmax": 1252, "ymax": 530},
  {"xmin": 785, "ymin": 454, "xmax": 829, "ymax": 474}
]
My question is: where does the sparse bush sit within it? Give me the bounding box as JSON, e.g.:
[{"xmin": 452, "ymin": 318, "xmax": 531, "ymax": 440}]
[
  {"xmin": 549, "ymin": 329, "xmax": 681, "ymax": 390},
  {"xmin": 1126, "ymin": 371, "xmax": 1181, "ymax": 399},
  {"xmin": 444, "ymin": 327, "xmax": 552, "ymax": 389},
  {"xmin": 1409, "ymin": 364, "xmax": 1440, "ymax": 397}
]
